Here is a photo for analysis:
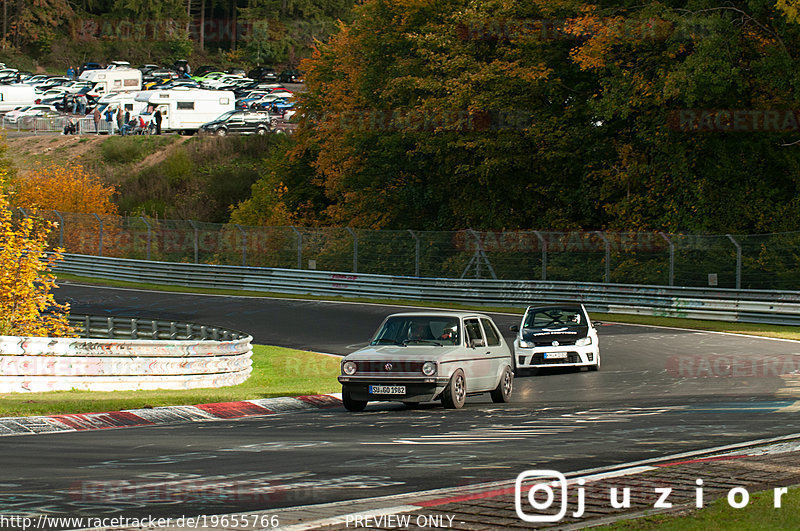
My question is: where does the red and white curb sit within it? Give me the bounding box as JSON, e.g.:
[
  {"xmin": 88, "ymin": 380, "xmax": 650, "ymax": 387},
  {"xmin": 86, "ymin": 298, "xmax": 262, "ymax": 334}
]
[{"xmin": 0, "ymin": 394, "xmax": 343, "ymax": 437}]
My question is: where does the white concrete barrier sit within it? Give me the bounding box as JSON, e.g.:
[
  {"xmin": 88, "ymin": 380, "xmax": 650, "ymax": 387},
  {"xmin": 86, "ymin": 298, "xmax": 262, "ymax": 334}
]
[{"xmin": 0, "ymin": 333, "xmax": 253, "ymax": 393}]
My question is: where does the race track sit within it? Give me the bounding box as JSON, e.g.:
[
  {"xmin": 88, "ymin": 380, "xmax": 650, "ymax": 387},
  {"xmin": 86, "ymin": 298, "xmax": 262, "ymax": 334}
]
[{"xmin": 0, "ymin": 282, "xmax": 798, "ymax": 525}]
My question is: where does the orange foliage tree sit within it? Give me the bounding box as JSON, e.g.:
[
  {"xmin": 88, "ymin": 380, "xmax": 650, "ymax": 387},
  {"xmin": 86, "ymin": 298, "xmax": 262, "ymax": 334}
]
[
  {"xmin": 12, "ymin": 163, "xmax": 117, "ymax": 214},
  {"xmin": 0, "ymin": 171, "xmax": 72, "ymax": 337}
]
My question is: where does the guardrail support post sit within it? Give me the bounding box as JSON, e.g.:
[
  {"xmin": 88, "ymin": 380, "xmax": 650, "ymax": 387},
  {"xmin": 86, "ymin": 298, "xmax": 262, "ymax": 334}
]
[
  {"xmin": 92, "ymin": 213, "xmax": 103, "ymax": 256},
  {"xmin": 595, "ymin": 231, "xmax": 611, "ymax": 283},
  {"xmin": 234, "ymin": 224, "xmax": 247, "ymax": 266},
  {"xmin": 188, "ymin": 220, "xmax": 199, "ymax": 264},
  {"xmin": 53, "ymin": 210, "xmax": 65, "ymax": 249},
  {"xmin": 533, "ymin": 231, "xmax": 547, "ymax": 281},
  {"xmin": 140, "ymin": 217, "xmax": 152, "ymax": 260},
  {"xmin": 408, "ymin": 229, "xmax": 420, "ymax": 277},
  {"xmin": 346, "ymin": 227, "xmax": 358, "ymax": 273},
  {"xmin": 727, "ymin": 234, "xmax": 742, "ymax": 290},
  {"xmin": 291, "ymin": 226, "xmax": 302, "ymax": 269},
  {"xmin": 659, "ymin": 232, "xmax": 674, "ymax": 286}
]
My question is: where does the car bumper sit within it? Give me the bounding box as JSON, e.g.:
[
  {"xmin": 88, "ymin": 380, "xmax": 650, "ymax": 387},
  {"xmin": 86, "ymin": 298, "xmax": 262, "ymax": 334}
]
[
  {"xmin": 338, "ymin": 376, "xmax": 450, "ymax": 402},
  {"xmin": 515, "ymin": 346, "xmax": 598, "ymax": 368}
]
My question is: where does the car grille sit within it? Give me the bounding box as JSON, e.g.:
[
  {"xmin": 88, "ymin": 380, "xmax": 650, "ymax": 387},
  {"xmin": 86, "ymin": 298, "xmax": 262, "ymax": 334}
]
[
  {"xmin": 357, "ymin": 361, "xmax": 425, "ymax": 373},
  {"xmin": 531, "ymin": 340, "xmax": 577, "ymax": 347},
  {"xmin": 530, "ymin": 352, "xmax": 581, "ymax": 364}
]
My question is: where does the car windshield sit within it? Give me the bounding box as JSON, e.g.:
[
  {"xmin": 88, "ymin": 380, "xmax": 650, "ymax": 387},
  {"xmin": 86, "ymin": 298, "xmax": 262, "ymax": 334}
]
[
  {"xmin": 523, "ymin": 308, "xmax": 584, "ymax": 329},
  {"xmin": 370, "ymin": 316, "xmax": 460, "ymax": 346},
  {"xmin": 215, "ymin": 110, "xmax": 238, "ymax": 121}
]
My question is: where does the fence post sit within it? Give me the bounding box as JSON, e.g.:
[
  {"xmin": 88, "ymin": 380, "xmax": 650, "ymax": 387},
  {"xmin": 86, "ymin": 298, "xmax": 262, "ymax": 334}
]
[
  {"xmin": 140, "ymin": 217, "xmax": 152, "ymax": 260},
  {"xmin": 408, "ymin": 229, "xmax": 420, "ymax": 277},
  {"xmin": 346, "ymin": 227, "xmax": 358, "ymax": 273},
  {"xmin": 235, "ymin": 224, "xmax": 247, "ymax": 266},
  {"xmin": 188, "ymin": 220, "xmax": 199, "ymax": 264},
  {"xmin": 533, "ymin": 231, "xmax": 547, "ymax": 281},
  {"xmin": 53, "ymin": 210, "xmax": 65, "ymax": 249},
  {"xmin": 595, "ymin": 231, "xmax": 611, "ymax": 283},
  {"xmin": 461, "ymin": 229, "xmax": 497, "ymax": 280},
  {"xmin": 92, "ymin": 213, "xmax": 103, "ymax": 256},
  {"xmin": 727, "ymin": 234, "xmax": 742, "ymax": 290},
  {"xmin": 291, "ymin": 226, "xmax": 303, "ymax": 269},
  {"xmin": 658, "ymin": 232, "xmax": 674, "ymax": 286}
]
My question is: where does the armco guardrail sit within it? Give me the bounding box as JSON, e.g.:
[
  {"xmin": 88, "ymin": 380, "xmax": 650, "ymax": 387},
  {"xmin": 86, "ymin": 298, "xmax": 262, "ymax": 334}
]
[
  {"xmin": 55, "ymin": 253, "xmax": 800, "ymax": 326},
  {"xmin": 0, "ymin": 313, "xmax": 252, "ymax": 393}
]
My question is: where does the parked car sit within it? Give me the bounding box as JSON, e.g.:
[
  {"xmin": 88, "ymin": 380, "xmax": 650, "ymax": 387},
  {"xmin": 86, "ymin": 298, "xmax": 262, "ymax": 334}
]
[
  {"xmin": 278, "ymin": 69, "xmax": 304, "ymax": 83},
  {"xmin": 194, "ymin": 65, "xmax": 220, "ymax": 77},
  {"xmin": 338, "ymin": 312, "xmax": 514, "ymax": 411},
  {"xmin": 79, "ymin": 62, "xmax": 103, "ymax": 75},
  {"xmin": 248, "ymin": 66, "xmax": 278, "ymax": 81},
  {"xmin": 199, "ymin": 110, "xmax": 273, "ymax": 136},
  {"xmin": 5, "ymin": 104, "xmax": 57, "ymax": 123},
  {"xmin": 510, "ymin": 304, "xmax": 601, "ymax": 373}
]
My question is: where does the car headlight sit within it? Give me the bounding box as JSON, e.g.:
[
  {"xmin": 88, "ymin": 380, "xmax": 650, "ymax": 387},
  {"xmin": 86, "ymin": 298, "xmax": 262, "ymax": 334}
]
[
  {"xmin": 576, "ymin": 337, "xmax": 592, "ymax": 347},
  {"xmin": 422, "ymin": 361, "xmax": 436, "ymax": 376},
  {"xmin": 518, "ymin": 340, "xmax": 532, "ymax": 349},
  {"xmin": 342, "ymin": 361, "xmax": 357, "ymax": 375}
]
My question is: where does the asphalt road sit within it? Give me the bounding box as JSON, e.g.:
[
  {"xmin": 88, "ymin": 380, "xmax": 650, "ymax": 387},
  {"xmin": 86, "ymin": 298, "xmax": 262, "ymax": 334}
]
[{"xmin": 0, "ymin": 282, "xmax": 798, "ymax": 525}]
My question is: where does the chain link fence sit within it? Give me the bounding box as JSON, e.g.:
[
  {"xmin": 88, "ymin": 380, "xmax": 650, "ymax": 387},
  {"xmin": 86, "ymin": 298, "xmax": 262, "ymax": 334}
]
[{"xmin": 18, "ymin": 208, "xmax": 800, "ymax": 290}]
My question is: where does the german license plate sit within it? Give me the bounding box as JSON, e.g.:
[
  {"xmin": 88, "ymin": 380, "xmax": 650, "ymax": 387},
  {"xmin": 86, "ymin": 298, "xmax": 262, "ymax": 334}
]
[
  {"xmin": 369, "ymin": 385, "xmax": 406, "ymax": 395},
  {"xmin": 544, "ymin": 352, "xmax": 568, "ymax": 359}
]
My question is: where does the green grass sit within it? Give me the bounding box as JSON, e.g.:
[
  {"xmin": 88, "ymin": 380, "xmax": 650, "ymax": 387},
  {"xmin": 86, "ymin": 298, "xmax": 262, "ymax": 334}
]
[
  {"xmin": 99, "ymin": 136, "xmax": 176, "ymax": 164},
  {"xmin": 0, "ymin": 345, "xmax": 341, "ymax": 417},
  {"xmin": 602, "ymin": 486, "xmax": 800, "ymax": 530},
  {"xmin": 56, "ymin": 273, "xmax": 800, "ymax": 341}
]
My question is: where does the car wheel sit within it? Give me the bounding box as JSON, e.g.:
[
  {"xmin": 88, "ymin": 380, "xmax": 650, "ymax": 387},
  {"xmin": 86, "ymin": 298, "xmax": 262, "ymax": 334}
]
[
  {"xmin": 342, "ymin": 388, "xmax": 367, "ymax": 412},
  {"xmin": 441, "ymin": 369, "xmax": 466, "ymax": 409},
  {"xmin": 490, "ymin": 366, "xmax": 514, "ymax": 403},
  {"xmin": 216, "ymin": 128, "xmax": 227, "ymax": 136},
  {"xmin": 256, "ymin": 127, "xmax": 267, "ymax": 136}
]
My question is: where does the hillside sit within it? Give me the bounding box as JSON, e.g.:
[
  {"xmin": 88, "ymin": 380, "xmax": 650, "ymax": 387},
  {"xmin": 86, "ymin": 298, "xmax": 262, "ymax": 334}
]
[{"xmin": 4, "ymin": 133, "xmax": 287, "ymax": 223}]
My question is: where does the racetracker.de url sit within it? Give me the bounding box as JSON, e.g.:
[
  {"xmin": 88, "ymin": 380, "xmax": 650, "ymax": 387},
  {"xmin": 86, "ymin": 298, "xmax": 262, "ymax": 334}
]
[{"xmin": 0, "ymin": 514, "xmax": 280, "ymax": 530}]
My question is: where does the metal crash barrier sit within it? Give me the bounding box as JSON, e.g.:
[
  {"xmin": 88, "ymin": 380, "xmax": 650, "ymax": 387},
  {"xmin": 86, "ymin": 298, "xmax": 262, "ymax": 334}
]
[{"xmin": 55, "ymin": 253, "xmax": 800, "ymax": 326}]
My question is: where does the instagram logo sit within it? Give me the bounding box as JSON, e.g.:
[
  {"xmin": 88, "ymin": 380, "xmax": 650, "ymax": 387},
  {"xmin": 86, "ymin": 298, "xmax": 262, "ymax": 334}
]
[{"xmin": 515, "ymin": 470, "xmax": 568, "ymax": 523}]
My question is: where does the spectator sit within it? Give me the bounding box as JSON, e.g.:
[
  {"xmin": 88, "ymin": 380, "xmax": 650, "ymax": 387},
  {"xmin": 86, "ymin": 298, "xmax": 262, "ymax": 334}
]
[
  {"xmin": 61, "ymin": 94, "xmax": 68, "ymax": 112},
  {"xmin": 66, "ymin": 66, "xmax": 75, "ymax": 80},
  {"xmin": 71, "ymin": 96, "xmax": 78, "ymax": 114},
  {"xmin": 78, "ymin": 94, "xmax": 87, "ymax": 114},
  {"xmin": 62, "ymin": 119, "xmax": 77, "ymax": 135},
  {"xmin": 116, "ymin": 108, "xmax": 125, "ymax": 135},
  {"xmin": 93, "ymin": 107, "xmax": 101, "ymax": 134},
  {"xmin": 104, "ymin": 107, "xmax": 115, "ymax": 134},
  {"xmin": 154, "ymin": 109, "xmax": 162, "ymax": 135}
]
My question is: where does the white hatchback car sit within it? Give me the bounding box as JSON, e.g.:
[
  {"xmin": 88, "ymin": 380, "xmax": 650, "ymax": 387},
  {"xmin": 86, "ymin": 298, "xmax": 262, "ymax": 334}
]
[
  {"xmin": 511, "ymin": 304, "xmax": 600, "ymax": 372},
  {"xmin": 338, "ymin": 312, "xmax": 514, "ymax": 411}
]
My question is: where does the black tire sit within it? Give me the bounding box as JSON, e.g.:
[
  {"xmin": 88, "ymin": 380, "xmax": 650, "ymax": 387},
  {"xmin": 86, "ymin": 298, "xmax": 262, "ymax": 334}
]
[
  {"xmin": 441, "ymin": 369, "xmax": 466, "ymax": 409},
  {"xmin": 216, "ymin": 128, "xmax": 227, "ymax": 136},
  {"xmin": 256, "ymin": 127, "xmax": 267, "ymax": 136},
  {"xmin": 342, "ymin": 388, "xmax": 367, "ymax": 412},
  {"xmin": 490, "ymin": 366, "xmax": 514, "ymax": 403}
]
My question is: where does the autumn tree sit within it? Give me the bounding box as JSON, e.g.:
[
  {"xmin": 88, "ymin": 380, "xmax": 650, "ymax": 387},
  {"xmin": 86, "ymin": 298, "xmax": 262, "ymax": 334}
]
[
  {"xmin": 11, "ymin": 163, "xmax": 117, "ymax": 215},
  {"xmin": 0, "ymin": 171, "xmax": 72, "ymax": 337}
]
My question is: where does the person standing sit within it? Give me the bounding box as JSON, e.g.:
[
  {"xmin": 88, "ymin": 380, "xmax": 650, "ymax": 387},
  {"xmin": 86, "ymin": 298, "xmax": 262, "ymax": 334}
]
[
  {"xmin": 66, "ymin": 66, "xmax": 75, "ymax": 80},
  {"xmin": 116, "ymin": 108, "xmax": 125, "ymax": 135},
  {"xmin": 105, "ymin": 107, "xmax": 115, "ymax": 134},
  {"xmin": 93, "ymin": 106, "xmax": 101, "ymax": 134},
  {"xmin": 154, "ymin": 109, "xmax": 162, "ymax": 135}
]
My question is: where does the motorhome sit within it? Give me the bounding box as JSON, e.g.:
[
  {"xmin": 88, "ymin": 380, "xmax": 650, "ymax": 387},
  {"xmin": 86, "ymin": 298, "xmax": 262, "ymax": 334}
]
[
  {"xmin": 79, "ymin": 68, "xmax": 142, "ymax": 97},
  {"xmin": 135, "ymin": 88, "xmax": 235, "ymax": 133},
  {"xmin": 0, "ymin": 84, "xmax": 36, "ymax": 111}
]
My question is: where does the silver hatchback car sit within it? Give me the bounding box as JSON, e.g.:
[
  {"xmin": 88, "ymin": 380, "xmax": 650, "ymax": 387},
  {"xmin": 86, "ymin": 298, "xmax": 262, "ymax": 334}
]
[{"xmin": 338, "ymin": 312, "xmax": 514, "ymax": 411}]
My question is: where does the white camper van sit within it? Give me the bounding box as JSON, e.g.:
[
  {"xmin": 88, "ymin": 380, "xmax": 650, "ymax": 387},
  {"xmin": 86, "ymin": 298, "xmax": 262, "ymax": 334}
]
[
  {"xmin": 80, "ymin": 68, "xmax": 142, "ymax": 97},
  {"xmin": 135, "ymin": 88, "xmax": 235, "ymax": 134},
  {"xmin": 0, "ymin": 84, "xmax": 36, "ymax": 112}
]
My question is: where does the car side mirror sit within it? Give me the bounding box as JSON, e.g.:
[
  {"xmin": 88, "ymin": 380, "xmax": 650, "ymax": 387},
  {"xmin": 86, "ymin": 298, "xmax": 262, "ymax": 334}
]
[
  {"xmin": 509, "ymin": 325, "xmax": 519, "ymax": 333},
  {"xmin": 593, "ymin": 321, "xmax": 603, "ymax": 327},
  {"xmin": 471, "ymin": 339, "xmax": 485, "ymax": 348}
]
